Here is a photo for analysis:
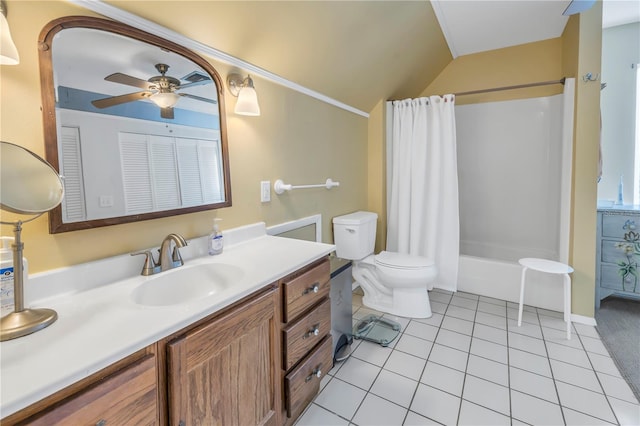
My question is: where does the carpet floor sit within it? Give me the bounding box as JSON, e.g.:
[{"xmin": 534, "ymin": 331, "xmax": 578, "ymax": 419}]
[{"xmin": 595, "ymin": 296, "xmax": 640, "ymax": 401}]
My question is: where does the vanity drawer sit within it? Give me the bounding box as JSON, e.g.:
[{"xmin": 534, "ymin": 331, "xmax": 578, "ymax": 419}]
[
  {"xmin": 283, "ymin": 297, "xmax": 331, "ymax": 370},
  {"xmin": 24, "ymin": 354, "xmax": 157, "ymax": 425},
  {"xmin": 282, "ymin": 259, "xmax": 330, "ymax": 322},
  {"xmin": 284, "ymin": 335, "xmax": 333, "ymax": 419}
]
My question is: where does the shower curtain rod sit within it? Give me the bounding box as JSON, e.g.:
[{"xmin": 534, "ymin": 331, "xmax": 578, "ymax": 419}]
[{"xmin": 454, "ymin": 78, "xmax": 566, "ymax": 97}]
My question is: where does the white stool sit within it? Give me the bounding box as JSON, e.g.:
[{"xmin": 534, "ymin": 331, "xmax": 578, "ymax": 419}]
[{"xmin": 518, "ymin": 258, "xmax": 574, "ymax": 340}]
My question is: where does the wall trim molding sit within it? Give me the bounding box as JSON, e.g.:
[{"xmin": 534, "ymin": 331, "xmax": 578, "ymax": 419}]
[
  {"xmin": 66, "ymin": 0, "xmax": 370, "ymax": 118},
  {"xmin": 571, "ymin": 313, "xmax": 597, "ymax": 326}
]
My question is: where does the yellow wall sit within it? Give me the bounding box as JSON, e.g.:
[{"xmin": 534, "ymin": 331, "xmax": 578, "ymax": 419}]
[
  {"xmin": 564, "ymin": 5, "xmax": 602, "ymax": 318},
  {"xmin": 0, "ymin": 1, "xmax": 368, "ymax": 273},
  {"xmin": 422, "ymin": 37, "xmax": 564, "ymax": 103},
  {"xmin": 367, "ymin": 100, "xmax": 387, "ymax": 252}
]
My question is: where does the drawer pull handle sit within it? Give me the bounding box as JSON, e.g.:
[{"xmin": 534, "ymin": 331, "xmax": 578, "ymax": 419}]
[
  {"xmin": 305, "ymin": 365, "xmax": 322, "ymax": 382},
  {"xmin": 304, "ymin": 324, "xmax": 320, "ymax": 338},
  {"xmin": 96, "ymin": 420, "xmax": 107, "ymax": 426},
  {"xmin": 303, "ymin": 283, "xmax": 320, "ymax": 295}
]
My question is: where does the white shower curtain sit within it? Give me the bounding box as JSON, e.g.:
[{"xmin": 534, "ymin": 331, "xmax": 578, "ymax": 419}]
[{"xmin": 387, "ymin": 95, "xmax": 459, "ymax": 291}]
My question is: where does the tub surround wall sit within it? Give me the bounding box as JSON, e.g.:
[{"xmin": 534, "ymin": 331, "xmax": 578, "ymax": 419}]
[{"xmin": 456, "ymin": 94, "xmax": 568, "ymax": 264}]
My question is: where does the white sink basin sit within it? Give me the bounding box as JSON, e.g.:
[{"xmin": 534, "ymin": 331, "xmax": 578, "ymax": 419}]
[{"xmin": 130, "ymin": 263, "xmax": 244, "ymax": 306}]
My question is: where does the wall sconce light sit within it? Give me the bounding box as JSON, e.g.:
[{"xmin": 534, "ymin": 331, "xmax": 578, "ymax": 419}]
[
  {"xmin": 0, "ymin": 0, "xmax": 19, "ymax": 65},
  {"xmin": 227, "ymin": 73, "xmax": 261, "ymax": 116}
]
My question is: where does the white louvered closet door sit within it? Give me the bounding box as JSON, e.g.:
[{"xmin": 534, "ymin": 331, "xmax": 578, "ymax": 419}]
[
  {"xmin": 175, "ymin": 138, "xmax": 204, "ymax": 207},
  {"xmin": 149, "ymin": 135, "xmax": 180, "ymax": 211},
  {"xmin": 198, "ymin": 140, "xmax": 224, "ymax": 204},
  {"xmin": 59, "ymin": 126, "xmax": 87, "ymax": 222},
  {"xmin": 119, "ymin": 132, "xmax": 154, "ymax": 214}
]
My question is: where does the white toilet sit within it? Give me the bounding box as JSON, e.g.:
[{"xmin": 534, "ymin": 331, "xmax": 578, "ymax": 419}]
[{"xmin": 333, "ymin": 211, "xmax": 436, "ymax": 319}]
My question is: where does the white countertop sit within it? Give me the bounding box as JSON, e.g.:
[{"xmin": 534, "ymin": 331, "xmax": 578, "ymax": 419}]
[{"xmin": 0, "ymin": 223, "xmax": 334, "ymax": 418}]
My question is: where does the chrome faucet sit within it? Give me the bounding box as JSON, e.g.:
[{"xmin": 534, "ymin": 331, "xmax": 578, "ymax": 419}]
[{"xmin": 131, "ymin": 233, "xmax": 187, "ymax": 276}]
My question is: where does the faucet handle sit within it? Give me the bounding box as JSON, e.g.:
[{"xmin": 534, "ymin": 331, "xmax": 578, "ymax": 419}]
[
  {"xmin": 172, "ymin": 246, "xmax": 184, "ymax": 266},
  {"xmin": 131, "ymin": 250, "xmax": 158, "ymax": 276}
]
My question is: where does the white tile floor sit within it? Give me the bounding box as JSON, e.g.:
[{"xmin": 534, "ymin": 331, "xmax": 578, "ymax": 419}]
[{"xmin": 296, "ymin": 288, "xmax": 640, "ymax": 426}]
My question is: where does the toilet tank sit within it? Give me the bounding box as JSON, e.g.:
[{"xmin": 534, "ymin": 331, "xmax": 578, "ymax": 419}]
[{"xmin": 332, "ymin": 211, "xmax": 378, "ymax": 260}]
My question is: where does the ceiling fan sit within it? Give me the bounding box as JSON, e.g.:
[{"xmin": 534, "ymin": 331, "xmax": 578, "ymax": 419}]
[{"xmin": 91, "ymin": 63, "xmax": 216, "ymax": 119}]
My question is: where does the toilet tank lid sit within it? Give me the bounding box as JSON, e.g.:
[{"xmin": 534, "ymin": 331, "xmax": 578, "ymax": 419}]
[
  {"xmin": 375, "ymin": 251, "xmax": 434, "ymax": 269},
  {"xmin": 333, "ymin": 211, "xmax": 377, "ymax": 225}
]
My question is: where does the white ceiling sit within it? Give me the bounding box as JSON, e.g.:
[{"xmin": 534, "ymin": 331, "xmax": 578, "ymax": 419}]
[
  {"xmin": 432, "ymin": 0, "xmax": 640, "ymax": 58},
  {"xmin": 603, "ymin": 0, "xmax": 640, "ymax": 28}
]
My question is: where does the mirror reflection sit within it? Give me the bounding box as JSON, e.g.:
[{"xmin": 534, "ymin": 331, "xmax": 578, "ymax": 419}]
[
  {"xmin": 0, "ymin": 141, "xmax": 64, "ymax": 215},
  {"xmin": 39, "ymin": 17, "xmax": 231, "ymax": 233}
]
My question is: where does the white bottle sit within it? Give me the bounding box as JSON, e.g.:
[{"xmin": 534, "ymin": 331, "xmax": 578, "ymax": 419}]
[
  {"xmin": 1, "ymin": 237, "xmax": 27, "ymax": 318},
  {"xmin": 208, "ymin": 218, "xmax": 224, "ymax": 256}
]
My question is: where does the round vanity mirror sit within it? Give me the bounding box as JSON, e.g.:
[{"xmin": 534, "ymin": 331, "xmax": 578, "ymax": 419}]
[
  {"xmin": 0, "ymin": 141, "xmax": 63, "ymax": 341},
  {"xmin": 1, "ymin": 141, "xmax": 64, "ymax": 214}
]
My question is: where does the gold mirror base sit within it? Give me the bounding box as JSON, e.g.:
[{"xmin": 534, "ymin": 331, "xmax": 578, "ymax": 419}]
[{"xmin": 0, "ymin": 308, "xmax": 57, "ymax": 341}]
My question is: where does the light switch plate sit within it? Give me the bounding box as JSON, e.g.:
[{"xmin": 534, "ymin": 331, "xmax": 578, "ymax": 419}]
[
  {"xmin": 99, "ymin": 195, "xmax": 114, "ymax": 207},
  {"xmin": 260, "ymin": 181, "xmax": 271, "ymax": 203}
]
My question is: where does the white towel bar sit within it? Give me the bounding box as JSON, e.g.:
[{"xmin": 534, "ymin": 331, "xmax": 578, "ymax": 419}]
[{"xmin": 274, "ymin": 178, "xmax": 340, "ymax": 195}]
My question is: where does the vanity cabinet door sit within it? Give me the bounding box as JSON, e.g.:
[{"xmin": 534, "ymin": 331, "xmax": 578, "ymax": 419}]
[{"xmin": 166, "ymin": 286, "xmax": 281, "ymax": 426}]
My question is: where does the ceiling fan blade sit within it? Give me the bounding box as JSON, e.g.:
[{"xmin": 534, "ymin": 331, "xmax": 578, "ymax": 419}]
[
  {"xmin": 178, "ymin": 93, "xmax": 217, "ymax": 104},
  {"xmin": 105, "ymin": 72, "xmax": 152, "ymax": 89},
  {"xmin": 91, "ymin": 91, "xmax": 152, "ymax": 108},
  {"xmin": 160, "ymin": 107, "xmax": 174, "ymax": 119}
]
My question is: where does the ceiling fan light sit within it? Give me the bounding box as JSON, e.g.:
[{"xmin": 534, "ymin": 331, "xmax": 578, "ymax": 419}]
[
  {"xmin": 0, "ymin": 11, "xmax": 19, "ymax": 65},
  {"xmin": 150, "ymin": 91, "xmax": 180, "ymax": 108},
  {"xmin": 235, "ymin": 86, "xmax": 260, "ymax": 116}
]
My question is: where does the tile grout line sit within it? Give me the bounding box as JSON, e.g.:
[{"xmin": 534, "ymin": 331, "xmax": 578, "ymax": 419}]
[
  {"xmin": 535, "ymin": 306, "xmax": 569, "ymax": 426},
  {"xmin": 455, "ymin": 295, "xmax": 478, "ymax": 425},
  {"xmin": 575, "ymin": 328, "xmax": 622, "ymax": 425}
]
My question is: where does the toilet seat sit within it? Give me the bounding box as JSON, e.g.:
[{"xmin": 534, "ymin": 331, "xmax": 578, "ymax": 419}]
[{"xmin": 374, "ymin": 251, "xmax": 434, "ymax": 270}]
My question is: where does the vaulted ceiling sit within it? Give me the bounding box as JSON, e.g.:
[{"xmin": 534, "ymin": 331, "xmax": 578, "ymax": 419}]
[
  {"xmin": 99, "ymin": 0, "xmax": 635, "ymax": 114},
  {"xmin": 103, "ymin": 1, "xmax": 452, "ymax": 113}
]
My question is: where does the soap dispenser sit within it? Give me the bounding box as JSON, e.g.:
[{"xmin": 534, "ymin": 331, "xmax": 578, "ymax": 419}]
[{"xmin": 208, "ymin": 218, "xmax": 224, "ymax": 255}]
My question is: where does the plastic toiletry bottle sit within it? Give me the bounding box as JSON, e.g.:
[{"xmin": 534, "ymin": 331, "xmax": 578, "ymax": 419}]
[
  {"xmin": 1, "ymin": 237, "xmax": 27, "ymax": 318},
  {"xmin": 208, "ymin": 218, "xmax": 224, "ymax": 255},
  {"xmin": 617, "ymin": 175, "xmax": 624, "ymax": 205}
]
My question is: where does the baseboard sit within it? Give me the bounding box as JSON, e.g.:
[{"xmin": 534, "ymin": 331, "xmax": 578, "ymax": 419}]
[{"xmin": 571, "ymin": 313, "xmax": 597, "ymax": 326}]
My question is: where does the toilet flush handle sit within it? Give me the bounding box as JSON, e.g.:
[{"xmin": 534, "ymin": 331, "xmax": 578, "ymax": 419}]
[{"xmin": 345, "ymin": 228, "xmax": 356, "ymax": 233}]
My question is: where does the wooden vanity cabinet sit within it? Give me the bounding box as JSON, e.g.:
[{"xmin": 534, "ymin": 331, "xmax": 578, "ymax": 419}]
[
  {"xmin": 279, "ymin": 257, "xmax": 333, "ymax": 424},
  {"xmin": 3, "ymin": 258, "xmax": 331, "ymax": 426},
  {"xmin": 3, "ymin": 346, "xmax": 159, "ymax": 426},
  {"xmin": 165, "ymin": 285, "xmax": 282, "ymax": 426}
]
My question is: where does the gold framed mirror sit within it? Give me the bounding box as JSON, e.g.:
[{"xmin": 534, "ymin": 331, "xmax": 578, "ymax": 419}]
[{"xmin": 38, "ymin": 16, "xmax": 231, "ymax": 233}]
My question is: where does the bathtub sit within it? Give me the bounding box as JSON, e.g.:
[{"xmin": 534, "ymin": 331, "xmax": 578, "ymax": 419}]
[{"xmin": 456, "ymin": 255, "xmax": 565, "ymax": 312}]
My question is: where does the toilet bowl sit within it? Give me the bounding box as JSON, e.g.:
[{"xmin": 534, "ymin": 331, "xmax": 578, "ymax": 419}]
[{"xmin": 333, "ymin": 211, "xmax": 436, "ymax": 318}]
